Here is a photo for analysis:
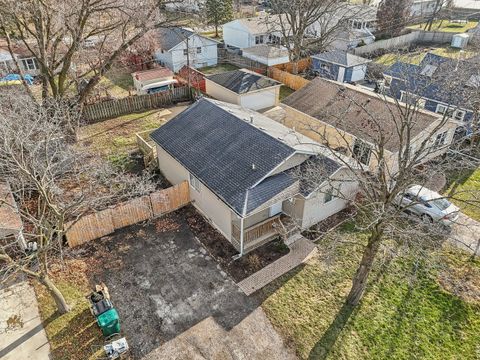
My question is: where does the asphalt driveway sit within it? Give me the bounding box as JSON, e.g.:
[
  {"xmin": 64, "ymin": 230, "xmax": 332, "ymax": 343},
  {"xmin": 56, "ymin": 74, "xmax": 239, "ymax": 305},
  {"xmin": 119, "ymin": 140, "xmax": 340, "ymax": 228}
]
[{"xmin": 87, "ymin": 211, "xmax": 294, "ymax": 359}]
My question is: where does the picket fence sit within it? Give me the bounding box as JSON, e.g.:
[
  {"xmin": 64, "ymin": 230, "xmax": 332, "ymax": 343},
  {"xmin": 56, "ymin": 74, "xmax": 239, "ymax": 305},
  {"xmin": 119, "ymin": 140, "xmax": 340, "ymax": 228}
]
[
  {"xmin": 82, "ymin": 87, "xmax": 192, "ymax": 123},
  {"xmin": 65, "ymin": 181, "xmax": 190, "ymax": 247}
]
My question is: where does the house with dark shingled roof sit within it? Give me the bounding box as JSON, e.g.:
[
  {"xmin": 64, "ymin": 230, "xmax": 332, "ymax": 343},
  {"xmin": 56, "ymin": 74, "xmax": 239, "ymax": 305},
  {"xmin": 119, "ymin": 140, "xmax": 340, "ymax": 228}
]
[
  {"xmin": 150, "ymin": 98, "xmax": 358, "ymax": 255},
  {"xmin": 205, "ymin": 68, "xmax": 282, "ymax": 111}
]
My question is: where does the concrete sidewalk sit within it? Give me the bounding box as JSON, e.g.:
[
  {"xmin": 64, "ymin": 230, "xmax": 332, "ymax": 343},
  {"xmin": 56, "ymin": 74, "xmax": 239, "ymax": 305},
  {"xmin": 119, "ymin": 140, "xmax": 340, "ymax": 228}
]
[
  {"xmin": 0, "ymin": 281, "xmax": 50, "ymax": 360},
  {"xmin": 449, "ymin": 213, "xmax": 480, "ymax": 255},
  {"xmin": 238, "ymin": 237, "xmax": 317, "ymax": 296}
]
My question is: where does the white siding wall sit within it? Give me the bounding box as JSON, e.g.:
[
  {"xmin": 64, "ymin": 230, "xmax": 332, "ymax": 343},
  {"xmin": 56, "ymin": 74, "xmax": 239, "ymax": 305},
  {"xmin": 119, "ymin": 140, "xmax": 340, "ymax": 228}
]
[
  {"xmin": 242, "ymin": 52, "xmax": 289, "ymax": 66},
  {"xmin": 205, "ymin": 79, "xmax": 240, "ymax": 105},
  {"xmin": 300, "ymin": 168, "xmax": 359, "ymax": 229},
  {"xmin": 155, "ymin": 51, "xmax": 174, "ymax": 72},
  {"xmin": 223, "ymin": 21, "xmax": 253, "ymax": 48},
  {"xmin": 350, "ymin": 64, "xmax": 367, "ymax": 82},
  {"xmin": 156, "ymin": 35, "xmax": 218, "ymax": 73},
  {"xmin": 239, "ymin": 87, "xmax": 280, "ymax": 110},
  {"xmin": 156, "ymin": 145, "xmax": 233, "ymax": 239}
]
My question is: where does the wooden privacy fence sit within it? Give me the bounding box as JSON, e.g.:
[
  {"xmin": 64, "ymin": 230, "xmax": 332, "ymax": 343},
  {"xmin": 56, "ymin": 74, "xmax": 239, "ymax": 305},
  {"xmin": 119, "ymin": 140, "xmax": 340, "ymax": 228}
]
[
  {"xmin": 273, "ymin": 58, "xmax": 311, "ymax": 74},
  {"xmin": 65, "ymin": 181, "xmax": 190, "ymax": 247},
  {"xmin": 268, "ymin": 67, "xmax": 310, "ymax": 91},
  {"xmin": 177, "ymin": 66, "xmax": 206, "ymax": 92},
  {"xmin": 82, "ymin": 87, "xmax": 192, "ymax": 123}
]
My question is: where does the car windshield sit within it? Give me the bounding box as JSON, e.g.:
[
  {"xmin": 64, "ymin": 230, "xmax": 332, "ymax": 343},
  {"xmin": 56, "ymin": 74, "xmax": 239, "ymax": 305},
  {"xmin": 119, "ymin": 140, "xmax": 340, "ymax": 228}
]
[{"xmin": 432, "ymin": 198, "xmax": 451, "ymax": 210}]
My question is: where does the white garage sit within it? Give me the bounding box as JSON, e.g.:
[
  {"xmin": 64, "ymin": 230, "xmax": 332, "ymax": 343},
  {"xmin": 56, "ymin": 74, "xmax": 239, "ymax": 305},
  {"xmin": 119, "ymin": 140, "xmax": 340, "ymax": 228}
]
[{"xmin": 205, "ymin": 68, "xmax": 281, "ymax": 111}]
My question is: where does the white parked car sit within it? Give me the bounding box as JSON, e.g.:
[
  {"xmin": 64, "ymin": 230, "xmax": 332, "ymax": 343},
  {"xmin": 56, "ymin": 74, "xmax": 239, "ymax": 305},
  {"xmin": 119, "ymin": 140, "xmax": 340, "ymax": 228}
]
[{"xmin": 397, "ymin": 185, "xmax": 460, "ymax": 226}]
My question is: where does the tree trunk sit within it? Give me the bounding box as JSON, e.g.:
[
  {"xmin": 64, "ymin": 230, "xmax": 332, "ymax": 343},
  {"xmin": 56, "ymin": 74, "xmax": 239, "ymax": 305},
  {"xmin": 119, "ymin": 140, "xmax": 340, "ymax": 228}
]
[
  {"xmin": 345, "ymin": 228, "xmax": 382, "ymax": 306},
  {"xmin": 39, "ymin": 275, "xmax": 70, "ymax": 314},
  {"xmin": 215, "ymin": 24, "xmax": 219, "ymax": 38}
]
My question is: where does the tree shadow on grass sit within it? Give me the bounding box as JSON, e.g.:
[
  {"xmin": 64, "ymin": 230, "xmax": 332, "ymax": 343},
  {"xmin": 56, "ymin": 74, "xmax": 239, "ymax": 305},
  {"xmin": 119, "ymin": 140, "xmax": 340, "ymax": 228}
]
[{"xmin": 308, "ymin": 301, "xmax": 355, "ymax": 360}]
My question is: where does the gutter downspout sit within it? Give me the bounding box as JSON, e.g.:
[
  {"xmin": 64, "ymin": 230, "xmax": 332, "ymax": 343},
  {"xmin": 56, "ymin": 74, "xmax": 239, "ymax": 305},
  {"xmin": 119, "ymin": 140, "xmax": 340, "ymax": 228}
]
[{"xmin": 240, "ymin": 189, "xmax": 250, "ymax": 257}]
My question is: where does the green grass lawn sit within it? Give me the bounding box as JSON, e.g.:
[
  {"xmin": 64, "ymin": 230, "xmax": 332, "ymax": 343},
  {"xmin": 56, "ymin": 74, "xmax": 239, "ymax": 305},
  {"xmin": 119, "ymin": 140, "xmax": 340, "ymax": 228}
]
[
  {"xmin": 448, "ymin": 168, "xmax": 480, "ymax": 222},
  {"xmin": 408, "ymin": 20, "xmax": 478, "ymax": 33},
  {"xmin": 261, "ymin": 225, "xmax": 480, "ymax": 359},
  {"xmin": 375, "ymin": 46, "xmax": 478, "ymax": 66},
  {"xmin": 199, "ymin": 63, "xmax": 240, "ymax": 75},
  {"xmin": 279, "ymin": 86, "xmax": 295, "ymax": 101},
  {"xmin": 34, "ymin": 261, "xmax": 103, "ymax": 360}
]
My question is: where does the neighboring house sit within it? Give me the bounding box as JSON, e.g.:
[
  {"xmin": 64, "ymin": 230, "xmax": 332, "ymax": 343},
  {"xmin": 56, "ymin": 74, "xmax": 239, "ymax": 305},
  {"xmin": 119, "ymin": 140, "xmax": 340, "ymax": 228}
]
[
  {"xmin": 372, "ymin": 0, "xmax": 440, "ymax": 17},
  {"xmin": 205, "ymin": 69, "xmax": 282, "ymax": 111},
  {"xmin": 154, "ymin": 28, "xmax": 218, "ymax": 73},
  {"xmin": 131, "ymin": 67, "xmax": 176, "ymax": 94},
  {"xmin": 383, "ymin": 52, "xmax": 480, "ymax": 125},
  {"xmin": 242, "ymin": 45, "xmax": 290, "ymax": 66},
  {"xmin": 307, "ymin": 4, "xmax": 377, "ymax": 50},
  {"xmin": 164, "ymin": 0, "xmax": 203, "ymax": 12},
  {"xmin": 0, "ymin": 182, "xmax": 25, "ymax": 251},
  {"xmin": 276, "ymin": 78, "xmax": 459, "ymax": 171},
  {"xmin": 311, "ymin": 50, "xmax": 371, "ymax": 83},
  {"xmin": 410, "ymin": 0, "xmax": 441, "ymax": 17},
  {"xmin": 0, "ymin": 40, "xmax": 40, "ymax": 77},
  {"xmin": 150, "ymin": 98, "xmax": 358, "ymax": 254},
  {"xmin": 222, "ymin": 15, "xmax": 287, "ymax": 49}
]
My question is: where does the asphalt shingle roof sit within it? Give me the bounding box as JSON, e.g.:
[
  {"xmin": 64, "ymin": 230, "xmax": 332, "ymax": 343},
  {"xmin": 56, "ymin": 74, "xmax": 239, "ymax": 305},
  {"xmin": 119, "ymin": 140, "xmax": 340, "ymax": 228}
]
[
  {"xmin": 206, "ymin": 69, "xmax": 280, "ymax": 94},
  {"xmin": 312, "ymin": 50, "xmax": 370, "ymax": 67},
  {"xmin": 155, "ymin": 27, "xmax": 194, "ymax": 51},
  {"xmin": 384, "ymin": 52, "xmax": 480, "ymax": 109},
  {"xmin": 150, "ymin": 98, "xmax": 296, "ymax": 215},
  {"xmin": 282, "ymin": 77, "xmax": 439, "ymax": 152}
]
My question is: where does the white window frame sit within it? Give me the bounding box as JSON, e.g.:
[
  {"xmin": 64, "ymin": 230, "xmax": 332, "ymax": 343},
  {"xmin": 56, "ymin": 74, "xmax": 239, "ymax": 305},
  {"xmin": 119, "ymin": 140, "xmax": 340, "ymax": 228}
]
[
  {"xmin": 21, "ymin": 58, "xmax": 37, "ymax": 71},
  {"xmin": 433, "ymin": 131, "xmax": 448, "ymax": 148},
  {"xmin": 189, "ymin": 173, "xmax": 201, "ymax": 191},
  {"xmin": 352, "ymin": 138, "xmax": 372, "ymax": 166},
  {"xmin": 383, "ymin": 75, "xmax": 392, "ymax": 87},
  {"xmin": 255, "ymin": 35, "xmax": 264, "ymax": 45},
  {"xmin": 183, "ymin": 49, "xmax": 188, "ymax": 56},
  {"xmin": 436, "ymin": 104, "xmax": 466, "ymax": 121},
  {"xmin": 323, "ymin": 188, "xmax": 334, "ymax": 203},
  {"xmin": 196, "ymin": 47, "xmax": 202, "ymax": 54}
]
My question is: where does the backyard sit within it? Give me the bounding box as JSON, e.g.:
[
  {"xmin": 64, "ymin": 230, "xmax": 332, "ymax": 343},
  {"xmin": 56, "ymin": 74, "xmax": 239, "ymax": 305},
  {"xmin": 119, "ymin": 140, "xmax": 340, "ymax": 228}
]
[
  {"xmin": 261, "ymin": 223, "xmax": 480, "ymax": 359},
  {"xmin": 375, "ymin": 45, "xmax": 479, "ymax": 66},
  {"xmin": 408, "ymin": 20, "xmax": 478, "ymax": 33},
  {"xmin": 33, "ymin": 210, "xmax": 296, "ymax": 359}
]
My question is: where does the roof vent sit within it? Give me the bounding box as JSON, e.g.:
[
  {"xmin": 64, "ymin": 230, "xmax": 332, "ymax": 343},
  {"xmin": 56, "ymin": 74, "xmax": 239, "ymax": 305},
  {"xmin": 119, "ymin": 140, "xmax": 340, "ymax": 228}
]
[
  {"xmin": 250, "ymin": 115, "xmax": 254, "ymax": 123},
  {"xmin": 252, "ymin": 163, "xmax": 256, "ymax": 170}
]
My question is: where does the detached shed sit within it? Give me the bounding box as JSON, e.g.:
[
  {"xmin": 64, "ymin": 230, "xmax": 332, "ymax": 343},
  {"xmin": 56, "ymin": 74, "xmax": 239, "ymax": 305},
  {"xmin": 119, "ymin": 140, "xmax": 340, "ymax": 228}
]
[
  {"xmin": 311, "ymin": 50, "xmax": 371, "ymax": 83},
  {"xmin": 242, "ymin": 45, "xmax": 290, "ymax": 66},
  {"xmin": 132, "ymin": 67, "xmax": 176, "ymax": 95},
  {"xmin": 0, "ymin": 183, "xmax": 25, "ymax": 249},
  {"xmin": 205, "ymin": 68, "xmax": 281, "ymax": 111}
]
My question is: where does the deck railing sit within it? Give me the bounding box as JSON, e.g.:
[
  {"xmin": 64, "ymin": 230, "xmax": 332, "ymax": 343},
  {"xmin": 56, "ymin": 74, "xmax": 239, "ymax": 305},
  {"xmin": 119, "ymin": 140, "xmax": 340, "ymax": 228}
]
[{"xmin": 231, "ymin": 215, "xmax": 281, "ymax": 250}]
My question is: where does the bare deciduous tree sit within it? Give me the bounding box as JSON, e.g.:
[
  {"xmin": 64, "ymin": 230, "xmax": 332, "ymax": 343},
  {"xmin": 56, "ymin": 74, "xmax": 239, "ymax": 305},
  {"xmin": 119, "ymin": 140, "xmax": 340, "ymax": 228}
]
[
  {"xmin": 0, "ymin": 0, "xmax": 180, "ymax": 103},
  {"xmin": 0, "ymin": 91, "xmax": 155, "ymax": 313},
  {"xmin": 267, "ymin": 0, "xmax": 370, "ymax": 63}
]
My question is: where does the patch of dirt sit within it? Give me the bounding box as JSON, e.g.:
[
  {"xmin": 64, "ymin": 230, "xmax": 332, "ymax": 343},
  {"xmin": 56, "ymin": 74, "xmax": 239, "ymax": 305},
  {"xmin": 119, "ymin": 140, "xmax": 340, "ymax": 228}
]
[
  {"xmin": 182, "ymin": 206, "xmax": 289, "ymax": 282},
  {"xmin": 302, "ymin": 207, "xmax": 356, "ymax": 241},
  {"xmin": 439, "ymin": 258, "xmax": 480, "ymax": 303}
]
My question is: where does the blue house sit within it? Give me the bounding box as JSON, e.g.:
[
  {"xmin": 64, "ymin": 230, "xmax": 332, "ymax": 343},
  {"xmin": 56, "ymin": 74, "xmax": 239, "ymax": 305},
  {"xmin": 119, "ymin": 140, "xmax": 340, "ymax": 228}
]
[
  {"xmin": 311, "ymin": 50, "xmax": 371, "ymax": 83},
  {"xmin": 383, "ymin": 53, "xmax": 480, "ymax": 124}
]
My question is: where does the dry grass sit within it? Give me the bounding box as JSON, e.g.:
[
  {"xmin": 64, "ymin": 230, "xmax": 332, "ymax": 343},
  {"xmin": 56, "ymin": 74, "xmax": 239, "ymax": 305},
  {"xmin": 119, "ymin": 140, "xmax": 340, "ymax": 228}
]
[{"xmin": 33, "ymin": 260, "xmax": 104, "ymax": 360}]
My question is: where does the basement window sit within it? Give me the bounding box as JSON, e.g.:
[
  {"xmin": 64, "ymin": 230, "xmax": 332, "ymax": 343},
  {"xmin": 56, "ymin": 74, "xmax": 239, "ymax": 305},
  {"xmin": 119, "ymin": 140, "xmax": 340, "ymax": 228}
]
[{"xmin": 189, "ymin": 173, "xmax": 201, "ymax": 191}]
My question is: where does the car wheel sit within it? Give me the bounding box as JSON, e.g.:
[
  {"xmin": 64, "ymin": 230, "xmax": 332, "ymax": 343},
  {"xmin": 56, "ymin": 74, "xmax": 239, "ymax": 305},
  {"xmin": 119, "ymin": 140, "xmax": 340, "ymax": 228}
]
[{"xmin": 421, "ymin": 214, "xmax": 433, "ymax": 223}]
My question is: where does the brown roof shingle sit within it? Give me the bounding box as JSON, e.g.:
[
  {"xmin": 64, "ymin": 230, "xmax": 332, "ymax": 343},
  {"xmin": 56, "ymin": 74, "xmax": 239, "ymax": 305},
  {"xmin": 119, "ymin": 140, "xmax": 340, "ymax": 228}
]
[{"xmin": 282, "ymin": 78, "xmax": 441, "ymax": 152}]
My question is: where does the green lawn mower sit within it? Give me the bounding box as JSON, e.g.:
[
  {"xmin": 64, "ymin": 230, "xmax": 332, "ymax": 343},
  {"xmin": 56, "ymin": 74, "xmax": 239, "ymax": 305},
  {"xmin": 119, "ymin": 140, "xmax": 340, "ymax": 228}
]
[
  {"xmin": 87, "ymin": 284, "xmax": 130, "ymax": 359},
  {"xmin": 87, "ymin": 284, "xmax": 121, "ymax": 338}
]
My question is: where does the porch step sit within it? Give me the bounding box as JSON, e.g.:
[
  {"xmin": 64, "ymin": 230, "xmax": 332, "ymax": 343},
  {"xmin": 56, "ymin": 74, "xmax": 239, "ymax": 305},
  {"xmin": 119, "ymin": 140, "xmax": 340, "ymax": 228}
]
[
  {"xmin": 284, "ymin": 231, "xmax": 303, "ymax": 246},
  {"xmin": 237, "ymin": 237, "xmax": 317, "ymax": 296}
]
